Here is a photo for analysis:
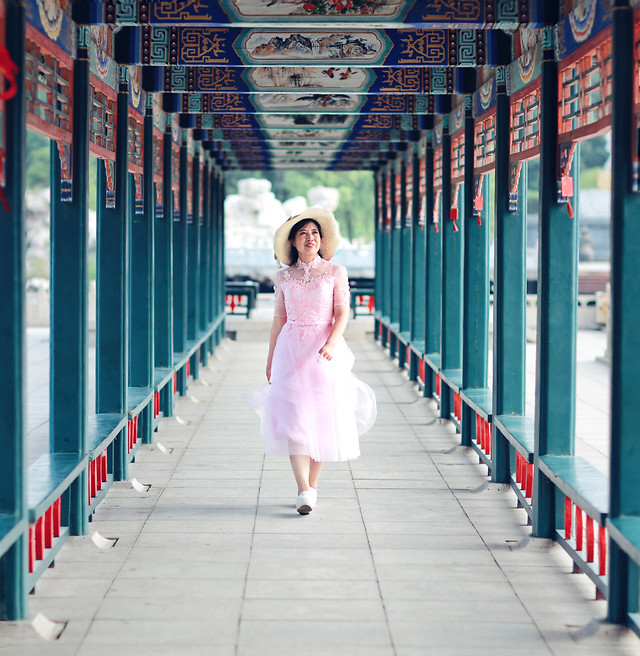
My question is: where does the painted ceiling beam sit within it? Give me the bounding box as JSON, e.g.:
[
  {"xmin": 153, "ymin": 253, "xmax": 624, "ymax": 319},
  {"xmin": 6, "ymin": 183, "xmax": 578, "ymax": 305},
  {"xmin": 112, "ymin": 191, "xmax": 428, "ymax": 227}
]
[
  {"xmin": 142, "ymin": 64, "xmax": 478, "ymax": 95},
  {"xmin": 114, "ymin": 26, "xmax": 501, "ymax": 68},
  {"xmin": 76, "ymin": 0, "xmax": 543, "ymax": 30},
  {"xmin": 164, "ymin": 91, "xmax": 450, "ymax": 114},
  {"xmin": 205, "ymin": 127, "xmax": 418, "ymax": 143}
]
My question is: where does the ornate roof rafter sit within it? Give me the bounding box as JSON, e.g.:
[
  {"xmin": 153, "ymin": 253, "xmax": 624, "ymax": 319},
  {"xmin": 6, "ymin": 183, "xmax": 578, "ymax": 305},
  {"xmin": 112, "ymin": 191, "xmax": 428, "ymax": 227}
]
[{"xmin": 24, "ymin": 0, "xmax": 562, "ymax": 169}]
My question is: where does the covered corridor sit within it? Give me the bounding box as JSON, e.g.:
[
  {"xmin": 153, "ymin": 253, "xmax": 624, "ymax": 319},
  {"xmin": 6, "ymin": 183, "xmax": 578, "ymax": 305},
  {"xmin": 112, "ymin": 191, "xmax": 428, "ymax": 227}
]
[
  {"xmin": 1, "ymin": 312, "xmax": 638, "ymax": 655},
  {"xmin": 2, "ymin": 0, "xmax": 640, "ymax": 651}
]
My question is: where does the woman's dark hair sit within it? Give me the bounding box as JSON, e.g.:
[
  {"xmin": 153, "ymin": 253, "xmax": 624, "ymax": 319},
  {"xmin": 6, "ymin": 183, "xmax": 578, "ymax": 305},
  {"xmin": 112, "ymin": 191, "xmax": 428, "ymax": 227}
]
[{"xmin": 287, "ymin": 218, "xmax": 323, "ymax": 264}]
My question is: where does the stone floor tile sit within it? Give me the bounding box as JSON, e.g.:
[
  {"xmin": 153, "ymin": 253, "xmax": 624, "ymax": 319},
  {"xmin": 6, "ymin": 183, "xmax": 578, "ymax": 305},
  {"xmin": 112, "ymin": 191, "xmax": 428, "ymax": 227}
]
[
  {"xmin": 240, "ymin": 598, "xmax": 386, "ymax": 622},
  {"xmin": 389, "ymin": 620, "xmax": 551, "ymax": 650},
  {"xmin": 81, "ymin": 619, "xmax": 237, "ymax": 647},
  {"xmin": 237, "ymin": 619, "xmax": 392, "ymax": 650},
  {"xmin": 4, "ymin": 321, "xmax": 637, "ymax": 655},
  {"xmin": 246, "ymin": 557, "xmax": 376, "ymax": 581},
  {"xmin": 244, "ymin": 578, "xmax": 381, "ymax": 600},
  {"xmin": 105, "ymin": 577, "xmax": 246, "ymax": 599},
  {"xmin": 95, "ymin": 596, "xmax": 243, "ymax": 622}
]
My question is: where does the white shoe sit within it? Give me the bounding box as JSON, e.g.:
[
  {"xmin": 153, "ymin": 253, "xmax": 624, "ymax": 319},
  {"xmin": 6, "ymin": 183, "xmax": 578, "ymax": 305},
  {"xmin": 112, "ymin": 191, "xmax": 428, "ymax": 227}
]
[
  {"xmin": 296, "ymin": 491, "xmax": 313, "ymax": 515},
  {"xmin": 308, "ymin": 487, "xmax": 318, "ymax": 507}
]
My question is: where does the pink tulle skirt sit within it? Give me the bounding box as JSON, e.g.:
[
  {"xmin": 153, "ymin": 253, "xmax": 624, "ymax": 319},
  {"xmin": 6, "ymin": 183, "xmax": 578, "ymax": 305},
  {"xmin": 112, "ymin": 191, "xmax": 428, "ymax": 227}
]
[{"xmin": 247, "ymin": 321, "xmax": 377, "ymax": 462}]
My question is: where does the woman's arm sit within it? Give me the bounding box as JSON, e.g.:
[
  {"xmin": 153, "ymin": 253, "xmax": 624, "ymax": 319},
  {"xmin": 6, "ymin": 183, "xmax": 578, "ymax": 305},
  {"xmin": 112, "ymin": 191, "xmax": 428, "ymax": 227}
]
[
  {"xmin": 319, "ymin": 304, "xmax": 348, "ymax": 360},
  {"xmin": 266, "ymin": 315, "xmax": 287, "ymax": 382},
  {"xmin": 319, "ymin": 264, "xmax": 350, "ymax": 360}
]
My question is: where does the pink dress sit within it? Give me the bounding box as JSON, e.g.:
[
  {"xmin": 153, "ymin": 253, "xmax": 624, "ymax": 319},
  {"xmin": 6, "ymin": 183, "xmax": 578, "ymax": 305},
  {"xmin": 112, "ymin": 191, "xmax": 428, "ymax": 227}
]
[{"xmin": 248, "ymin": 256, "xmax": 377, "ymax": 462}]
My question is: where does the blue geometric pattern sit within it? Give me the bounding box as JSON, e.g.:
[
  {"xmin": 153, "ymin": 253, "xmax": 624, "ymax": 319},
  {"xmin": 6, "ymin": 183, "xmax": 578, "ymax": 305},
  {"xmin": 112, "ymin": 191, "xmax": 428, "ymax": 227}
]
[{"xmin": 457, "ymin": 30, "xmax": 477, "ymax": 66}]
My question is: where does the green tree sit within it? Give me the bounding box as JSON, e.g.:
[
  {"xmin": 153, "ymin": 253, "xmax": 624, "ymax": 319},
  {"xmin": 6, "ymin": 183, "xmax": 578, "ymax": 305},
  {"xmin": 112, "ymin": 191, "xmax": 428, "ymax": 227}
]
[
  {"xmin": 26, "ymin": 130, "xmax": 50, "ymax": 190},
  {"xmin": 225, "ymin": 169, "xmax": 375, "ymax": 242},
  {"xmin": 580, "ymin": 135, "xmax": 608, "ymax": 169}
]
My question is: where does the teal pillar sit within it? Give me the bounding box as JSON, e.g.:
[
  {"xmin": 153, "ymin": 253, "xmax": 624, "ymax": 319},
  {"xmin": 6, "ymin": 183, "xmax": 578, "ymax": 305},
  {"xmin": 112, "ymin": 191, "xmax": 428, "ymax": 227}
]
[
  {"xmin": 374, "ymin": 170, "xmax": 384, "ymax": 339},
  {"xmin": 200, "ymin": 159, "xmax": 211, "ymax": 335},
  {"xmin": 0, "ymin": 0, "xmax": 27, "ymax": 620},
  {"xmin": 208, "ymin": 164, "xmax": 217, "ymax": 352},
  {"xmin": 424, "ymin": 135, "xmax": 440, "ymax": 396},
  {"xmin": 187, "ymin": 150, "xmax": 201, "ymax": 381},
  {"xmin": 96, "ymin": 66, "xmax": 129, "ymax": 481},
  {"xmin": 533, "ymin": 30, "xmax": 579, "ymax": 536},
  {"xmin": 173, "ymin": 133, "xmax": 188, "ymax": 393},
  {"xmin": 382, "ymin": 166, "xmax": 392, "ymax": 344},
  {"xmin": 399, "ymin": 150, "xmax": 412, "ymax": 339},
  {"xmin": 50, "ymin": 31, "xmax": 90, "ymax": 533},
  {"xmin": 212, "ymin": 169, "xmax": 224, "ymax": 345},
  {"xmin": 608, "ymin": 1, "xmax": 640, "ymax": 624},
  {"xmin": 440, "ymin": 116, "xmax": 463, "ymax": 418},
  {"xmin": 187, "ymin": 151, "xmax": 200, "ymax": 343},
  {"xmin": 128, "ymin": 99, "xmax": 154, "ymax": 444},
  {"xmin": 492, "ymin": 68, "xmax": 527, "ymax": 482},
  {"xmin": 211, "ymin": 167, "xmax": 221, "ymax": 346},
  {"xmin": 410, "ymin": 145, "xmax": 425, "ymax": 346},
  {"xmin": 154, "ymin": 118, "xmax": 174, "ymax": 416},
  {"xmin": 219, "ymin": 176, "xmax": 226, "ymax": 342},
  {"xmin": 462, "ymin": 99, "xmax": 490, "ymax": 446},
  {"xmin": 155, "ymin": 118, "xmax": 173, "ymax": 371},
  {"xmin": 390, "ymin": 157, "xmax": 401, "ymax": 357},
  {"xmin": 129, "ymin": 176, "xmax": 153, "ymax": 391}
]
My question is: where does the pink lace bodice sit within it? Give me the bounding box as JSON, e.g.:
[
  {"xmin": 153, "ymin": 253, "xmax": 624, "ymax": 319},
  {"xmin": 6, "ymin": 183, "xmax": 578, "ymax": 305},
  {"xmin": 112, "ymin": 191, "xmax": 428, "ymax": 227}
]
[{"xmin": 274, "ymin": 256, "xmax": 350, "ymax": 324}]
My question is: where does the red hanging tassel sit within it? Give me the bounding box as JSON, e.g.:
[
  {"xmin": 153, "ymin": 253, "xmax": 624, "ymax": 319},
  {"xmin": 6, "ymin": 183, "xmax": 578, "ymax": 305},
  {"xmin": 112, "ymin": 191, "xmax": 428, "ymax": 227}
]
[
  {"xmin": 477, "ymin": 214, "xmax": 482, "ymax": 226},
  {"xmin": 0, "ymin": 45, "xmax": 17, "ymax": 101},
  {"xmin": 567, "ymin": 200, "xmax": 574, "ymax": 218},
  {"xmin": 0, "ymin": 159, "xmax": 8, "ymax": 213},
  {"xmin": 434, "ymin": 223, "xmax": 439, "ymax": 233},
  {"xmin": 0, "ymin": 186, "xmax": 9, "ymax": 213},
  {"xmin": 452, "ymin": 220, "xmax": 459, "ymax": 232}
]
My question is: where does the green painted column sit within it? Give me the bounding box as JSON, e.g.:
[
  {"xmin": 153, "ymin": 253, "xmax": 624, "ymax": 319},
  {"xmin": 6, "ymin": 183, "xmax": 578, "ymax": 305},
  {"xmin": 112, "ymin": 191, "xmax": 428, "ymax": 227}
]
[
  {"xmin": 374, "ymin": 170, "xmax": 384, "ymax": 339},
  {"xmin": 533, "ymin": 29, "xmax": 579, "ymax": 537},
  {"xmin": 210, "ymin": 164, "xmax": 219, "ymax": 349},
  {"xmin": 130, "ymin": 110, "xmax": 154, "ymax": 394},
  {"xmin": 462, "ymin": 98, "xmax": 490, "ymax": 446},
  {"xmin": 373, "ymin": 170, "xmax": 380, "ymax": 334},
  {"xmin": 0, "ymin": 0, "xmax": 27, "ymax": 620},
  {"xmin": 382, "ymin": 165, "xmax": 392, "ymax": 341},
  {"xmin": 187, "ymin": 149, "xmax": 201, "ymax": 381},
  {"xmin": 424, "ymin": 134, "xmax": 441, "ymax": 397},
  {"xmin": 219, "ymin": 176, "xmax": 227, "ymax": 342},
  {"xmin": 212, "ymin": 169, "xmax": 224, "ymax": 346},
  {"xmin": 492, "ymin": 68, "xmax": 527, "ymax": 482},
  {"xmin": 130, "ymin": 97, "xmax": 155, "ymax": 445},
  {"xmin": 209, "ymin": 167, "xmax": 224, "ymax": 354},
  {"xmin": 390, "ymin": 157, "xmax": 402, "ymax": 356},
  {"xmin": 608, "ymin": 1, "xmax": 640, "ymax": 624},
  {"xmin": 155, "ymin": 116, "xmax": 173, "ymax": 371},
  {"xmin": 96, "ymin": 65, "xmax": 130, "ymax": 481},
  {"xmin": 212, "ymin": 167, "xmax": 221, "ymax": 346},
  {"xmin": 173, "ymin": 131, "xmax": 188, "ymax": 392},
  {"xmin": 50, "ymin": 29, "xmax": 90, "ymax": 533},
  {"xmin": 200, "ymin": 158, "xmax": 211, "ymax": 337},
  {"xmin": 399, "ymin": 149, "xmax": 413, "ymax": 339},
  {"xmin": 440, "ymin": 115, "xmax": 463, "ymax": 419},
  {"xmin": 410, "ymin": 143, "xmax": 426, "ymax": 347},
  {"xmin": 187, "ymin": 150, "xmax": 201, "ymax": 343},
  {"xmin": 154, "ymin": 117, "xmax": 174, "ymax": 416},
  {"xmin": 200, "ymin": 159, "xmax": 211, "ymax": 363}
]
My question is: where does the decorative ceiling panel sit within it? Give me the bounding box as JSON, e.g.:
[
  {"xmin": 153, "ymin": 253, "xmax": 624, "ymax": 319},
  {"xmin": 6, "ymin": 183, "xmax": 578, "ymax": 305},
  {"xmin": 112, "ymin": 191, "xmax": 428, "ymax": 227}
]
[{"xmin": 62, "ymin": 0, "xmax": 551, "ymax": 169}]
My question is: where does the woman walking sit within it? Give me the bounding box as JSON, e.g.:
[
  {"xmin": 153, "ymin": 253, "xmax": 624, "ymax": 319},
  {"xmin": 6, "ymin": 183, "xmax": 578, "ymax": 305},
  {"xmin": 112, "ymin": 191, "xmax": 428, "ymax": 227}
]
[{"xmin": 249, "ymin": 208, "xmax": 376, "ymax": 514}]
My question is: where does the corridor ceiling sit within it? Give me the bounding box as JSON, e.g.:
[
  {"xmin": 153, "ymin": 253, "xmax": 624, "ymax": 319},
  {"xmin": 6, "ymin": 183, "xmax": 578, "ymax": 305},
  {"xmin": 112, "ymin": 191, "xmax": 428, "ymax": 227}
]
[{"xmin": 78, "ymin": 0, "xmax": 548, "ymax": 171}]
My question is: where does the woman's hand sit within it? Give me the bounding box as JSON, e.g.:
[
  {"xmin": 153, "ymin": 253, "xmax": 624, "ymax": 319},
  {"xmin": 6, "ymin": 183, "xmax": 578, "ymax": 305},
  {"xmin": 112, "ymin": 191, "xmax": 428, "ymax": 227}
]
[
  {"xmin": 266, "ymin": 363, "xmax": 272, "ymax": 383},
  {"xmin": 319, "ymin": 342, "xmax": 334, "ymax": 361}
]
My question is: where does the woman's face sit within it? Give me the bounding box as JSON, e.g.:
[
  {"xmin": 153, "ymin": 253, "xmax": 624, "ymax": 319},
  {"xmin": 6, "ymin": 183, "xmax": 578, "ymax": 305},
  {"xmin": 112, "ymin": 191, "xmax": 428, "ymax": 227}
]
[{"xmin": 291, "ymin": 221, "xmax": 322, "ymax": 259}]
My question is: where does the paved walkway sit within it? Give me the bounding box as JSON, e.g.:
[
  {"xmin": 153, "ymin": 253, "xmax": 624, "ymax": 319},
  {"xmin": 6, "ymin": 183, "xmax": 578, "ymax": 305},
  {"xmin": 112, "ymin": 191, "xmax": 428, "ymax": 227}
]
[{"xmin": 2, "ymin": 314, "xmax": 639, "ymax": 655}]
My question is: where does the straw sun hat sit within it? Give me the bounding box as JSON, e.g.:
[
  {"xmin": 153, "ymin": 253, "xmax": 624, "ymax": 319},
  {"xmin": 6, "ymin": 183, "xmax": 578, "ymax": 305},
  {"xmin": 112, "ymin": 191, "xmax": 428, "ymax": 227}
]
[{"xmin": 273, "ymin": 207, "xmax": 340, "ymax": 267}]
